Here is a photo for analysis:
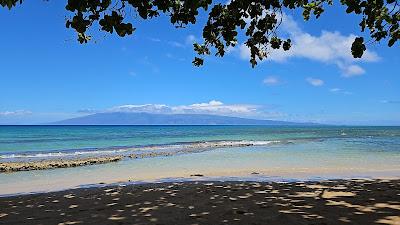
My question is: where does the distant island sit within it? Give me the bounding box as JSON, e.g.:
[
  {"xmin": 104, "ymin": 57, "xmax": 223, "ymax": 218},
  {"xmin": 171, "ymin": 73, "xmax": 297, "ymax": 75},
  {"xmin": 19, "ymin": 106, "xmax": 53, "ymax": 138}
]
[{"xmin": 50, "ymin": 112, "xmax": 317, "ymax": 125}]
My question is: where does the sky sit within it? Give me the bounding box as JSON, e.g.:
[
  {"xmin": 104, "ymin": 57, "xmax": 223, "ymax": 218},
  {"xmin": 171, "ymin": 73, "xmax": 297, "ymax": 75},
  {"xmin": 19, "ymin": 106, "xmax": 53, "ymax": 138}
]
[{"xmin": 0, "ymin": 1, "xmax": 399, "ymax": 125}]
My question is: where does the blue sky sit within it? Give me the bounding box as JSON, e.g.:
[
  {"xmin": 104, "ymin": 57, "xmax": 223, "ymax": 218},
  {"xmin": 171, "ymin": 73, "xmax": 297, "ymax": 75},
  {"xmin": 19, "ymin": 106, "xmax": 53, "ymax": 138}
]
[{"xmin": 0, "ymin": 1, "xmax": 399, "ymax": 125}]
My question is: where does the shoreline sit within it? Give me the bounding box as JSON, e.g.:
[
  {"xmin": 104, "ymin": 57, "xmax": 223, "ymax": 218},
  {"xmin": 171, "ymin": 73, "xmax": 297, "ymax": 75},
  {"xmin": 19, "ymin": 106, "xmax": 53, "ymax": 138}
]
[
  {"xmin": 3, "ymin": 176, "xmax": 400, "ymax": 198},
  {"xmin": 1, "ymin": 145, "xmax": 399, "ymax": 196},
  {"xmin": 1, "ymin": 136, "xmax": 399, "ymax": 197},
  {"xmin": 1, "ymin": 179, "xmax": 399, "ymax": 225},
  {"xmin": 0, "ymin": 140, "xmax": 281, "ymax": 172},
  {"xmin": 1, "ymin": 170, "xmax": 400, "ymax": 197}
]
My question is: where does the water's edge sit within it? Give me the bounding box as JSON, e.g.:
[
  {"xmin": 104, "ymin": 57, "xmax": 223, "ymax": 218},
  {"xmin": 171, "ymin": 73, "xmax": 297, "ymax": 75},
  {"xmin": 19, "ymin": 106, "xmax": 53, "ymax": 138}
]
[{"xmin": 1, "ymin": 174, "xmax": 394, "ymax": 198}]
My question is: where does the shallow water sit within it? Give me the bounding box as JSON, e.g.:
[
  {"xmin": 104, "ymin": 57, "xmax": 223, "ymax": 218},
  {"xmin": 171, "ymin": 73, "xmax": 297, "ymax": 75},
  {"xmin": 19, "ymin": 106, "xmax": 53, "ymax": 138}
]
[
  {"xmin": 1, "ymin": 125, "xmax": 399, "ymax": 159},
  {"xmin": 0, "ymin": 125, "xmax": 399, "ymax": 195}
]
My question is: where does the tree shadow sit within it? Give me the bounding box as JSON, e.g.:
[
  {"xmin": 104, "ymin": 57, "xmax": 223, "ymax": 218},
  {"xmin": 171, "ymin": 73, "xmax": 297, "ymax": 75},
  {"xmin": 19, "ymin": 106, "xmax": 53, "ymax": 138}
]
[{"xmin": 0, "ymin": 179, "xmax": 399, "ymax": 225}]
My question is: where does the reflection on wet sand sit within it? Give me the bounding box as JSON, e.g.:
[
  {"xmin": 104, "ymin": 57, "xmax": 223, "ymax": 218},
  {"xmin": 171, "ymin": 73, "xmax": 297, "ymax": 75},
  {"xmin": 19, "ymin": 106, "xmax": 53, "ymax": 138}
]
[{"xmin": 0, "ymin": 179, "xmax": 399, "ymax": 225}]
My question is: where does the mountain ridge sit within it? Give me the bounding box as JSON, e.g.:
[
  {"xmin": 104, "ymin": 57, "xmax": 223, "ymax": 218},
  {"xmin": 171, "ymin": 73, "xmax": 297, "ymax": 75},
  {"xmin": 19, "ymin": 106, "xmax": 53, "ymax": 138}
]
[{"xmin": 49, "ymin": 112, "xmax": 319, "ymax": 126}]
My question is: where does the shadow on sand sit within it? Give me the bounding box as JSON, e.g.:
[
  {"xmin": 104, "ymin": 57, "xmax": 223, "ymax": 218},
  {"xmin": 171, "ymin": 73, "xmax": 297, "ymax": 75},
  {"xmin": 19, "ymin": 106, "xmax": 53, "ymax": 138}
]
[{"xmin": 0, "ymin": 179, "xmax": 399, "ymax": 225}]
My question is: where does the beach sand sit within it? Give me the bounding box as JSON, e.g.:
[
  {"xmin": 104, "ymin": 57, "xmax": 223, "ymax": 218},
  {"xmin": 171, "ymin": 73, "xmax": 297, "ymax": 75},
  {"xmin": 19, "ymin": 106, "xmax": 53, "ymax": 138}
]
[{"xmin": 1, "ymin": 179, "xmax": 399, "ymax": 225}]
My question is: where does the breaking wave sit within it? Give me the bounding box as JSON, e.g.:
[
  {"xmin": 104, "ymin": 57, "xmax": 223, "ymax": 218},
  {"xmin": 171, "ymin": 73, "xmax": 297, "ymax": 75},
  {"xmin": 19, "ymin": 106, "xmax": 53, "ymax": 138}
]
[{"xmin": 0, "ymin": 140, "xmax": 286, "ymax": 160}]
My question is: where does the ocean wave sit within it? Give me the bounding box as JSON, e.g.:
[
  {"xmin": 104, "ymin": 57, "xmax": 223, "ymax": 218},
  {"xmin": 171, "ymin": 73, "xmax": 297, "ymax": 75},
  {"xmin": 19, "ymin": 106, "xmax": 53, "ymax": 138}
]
[
  {"xmin": 0, "ymin": 149, "xmax": 130, "ymax": 159},
  {"xmin": 0, "ymin": 140, "xmax": 284, "ymax": 160}
]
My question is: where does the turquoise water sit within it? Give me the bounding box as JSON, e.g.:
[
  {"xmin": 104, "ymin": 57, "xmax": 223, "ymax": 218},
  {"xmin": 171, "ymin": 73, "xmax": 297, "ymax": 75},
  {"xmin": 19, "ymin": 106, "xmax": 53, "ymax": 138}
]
[
  {"xmin": 1, "ymin": 125, "xmax": 400, "ymax": 195},
  {"xmin": 0, "ymin": 125, "xmax": 399, "ymax": 160}
]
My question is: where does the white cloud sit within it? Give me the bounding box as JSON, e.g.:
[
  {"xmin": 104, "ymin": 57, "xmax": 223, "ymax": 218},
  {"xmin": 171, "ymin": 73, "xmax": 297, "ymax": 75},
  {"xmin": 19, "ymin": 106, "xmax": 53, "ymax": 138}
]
[
  {"xmin": 263, "ymin": 76, "xmax": 280, "ymax": 86},
  {"xmin": 109, "ymin": 101, "xmax": 258, "ymax": 116},
  {"xmin": 149, "ymin": 35, "xmax": 198, "ymax": 53},
  {"xmin": 238, "ymin": 13, "xmax": 379, "ymax": 76},
  {"xmin": 306, "ymin": 77, "xmax": 324, "ymax": 86},
  {"xmin": 172, "ymin": 100, "xmax": 259, "ymax": 115},
  {"xmin": 110, "ymin": 104, "xmax": 171, "ymax": 114},
  {"xmin": 330, "ymin": 88, "xmax": 341, "ymax": 92},
  {"xmin": 329, "ymin": 88, "xmax": 352, "ymax": 95},
  {"xmin": 339, "ymin": 64, "xmax": 365, "ymax": 77},
  {"xmin": 239, "ymin": 44, "xmax": 251, "ymax": 60},
  {"xmin": 150, "ymin": 35, "xmax": 197, "ymax": 49},
  {"xmin": 103, "ymin": 100, "xmax": 284, "ymax": 118},
  {"xmin": 0, "ymin": 110, "xmax": 32, "ymax": 116}
]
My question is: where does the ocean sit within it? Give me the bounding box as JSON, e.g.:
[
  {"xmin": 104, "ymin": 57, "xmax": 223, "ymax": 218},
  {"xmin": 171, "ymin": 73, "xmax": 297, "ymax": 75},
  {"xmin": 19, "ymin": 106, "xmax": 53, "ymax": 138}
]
[{"xmin": 0, "ymin": 125, "xmax": 399, "ymax": 195}]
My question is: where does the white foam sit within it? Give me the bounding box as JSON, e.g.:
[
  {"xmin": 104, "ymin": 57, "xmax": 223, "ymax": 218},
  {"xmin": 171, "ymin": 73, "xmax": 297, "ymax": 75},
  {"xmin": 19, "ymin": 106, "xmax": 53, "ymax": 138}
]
[
  {"xmin": 0, "ymin": 149, "xmax": 129, "ymax": 159},
  {"xmin": 0, "ymin": 140, "xmax": 282, "ymax": 159}
]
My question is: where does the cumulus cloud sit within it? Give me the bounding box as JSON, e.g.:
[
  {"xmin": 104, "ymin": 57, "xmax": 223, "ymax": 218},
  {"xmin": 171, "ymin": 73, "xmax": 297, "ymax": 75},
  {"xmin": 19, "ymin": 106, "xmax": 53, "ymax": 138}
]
[
  {"xmin": 263, "ymin": 76, "xmax": 281, "ymax": 86},
  {"xmin": 0, "ymin": 110, "xmax": 32, "ymax": 116},
  {"xmin": 107, "ymin": 100, "xmax": 260, "ymax": 117},
  {"xmin": 238, "ymin": 13, "xmax": 379, "ymax": 76},
  {"xmin": 306, "ymin": 77, "xmax": 324, "ymax": 86},
  {"xmin": 88, "ymin": 100, "xmax": 288, "ymax": 119},
  {"xmin": 337, "ymin": 62, "xmax": 366, "ymax": 77}
]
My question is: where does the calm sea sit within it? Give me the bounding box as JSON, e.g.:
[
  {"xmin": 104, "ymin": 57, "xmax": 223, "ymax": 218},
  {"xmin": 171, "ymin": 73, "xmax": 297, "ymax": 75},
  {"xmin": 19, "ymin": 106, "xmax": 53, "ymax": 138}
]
[
  {"xmin": 1, "ymin": 125, "xmax": 400, "ymax": 195},
  {"xmin": 1, "ymin": 125, "xmax": 399, "ymax": 159}
]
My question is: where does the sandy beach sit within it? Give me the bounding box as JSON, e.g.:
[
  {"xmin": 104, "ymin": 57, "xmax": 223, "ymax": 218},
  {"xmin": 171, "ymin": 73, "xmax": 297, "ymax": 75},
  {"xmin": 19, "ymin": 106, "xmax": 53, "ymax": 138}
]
[
  {"xmin": 1, "ymin": 126, "xmax": 399, "ymax": 224},
  {"xmin": 1, "ymin": 179, "xmax": 399, "ymax": 225},
  {"xmin": 2, "ymin": 0, "xmax": 399, "ymax": 222}
]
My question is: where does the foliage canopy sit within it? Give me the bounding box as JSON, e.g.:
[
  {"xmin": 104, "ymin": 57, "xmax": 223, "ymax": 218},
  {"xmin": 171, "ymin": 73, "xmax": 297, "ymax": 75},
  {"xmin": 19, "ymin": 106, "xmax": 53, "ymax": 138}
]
[{"xmin": 1, "ymin": 0, "xmax": 399, "ymax": 67}]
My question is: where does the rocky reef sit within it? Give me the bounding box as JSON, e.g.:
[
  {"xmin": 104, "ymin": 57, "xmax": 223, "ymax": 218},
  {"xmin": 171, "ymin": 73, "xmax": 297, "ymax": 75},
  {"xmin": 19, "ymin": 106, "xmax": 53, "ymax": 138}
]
[{"xmin": 0, "ymin": 156, "xmax": 123, "ymax": 172}]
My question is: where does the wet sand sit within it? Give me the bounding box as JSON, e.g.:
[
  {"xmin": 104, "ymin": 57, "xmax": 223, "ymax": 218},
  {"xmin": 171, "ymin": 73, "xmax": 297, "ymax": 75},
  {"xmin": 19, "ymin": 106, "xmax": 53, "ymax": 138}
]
[{"xmin": 0, "ymin": 179, "xmax": 399, "ymax": 225}]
